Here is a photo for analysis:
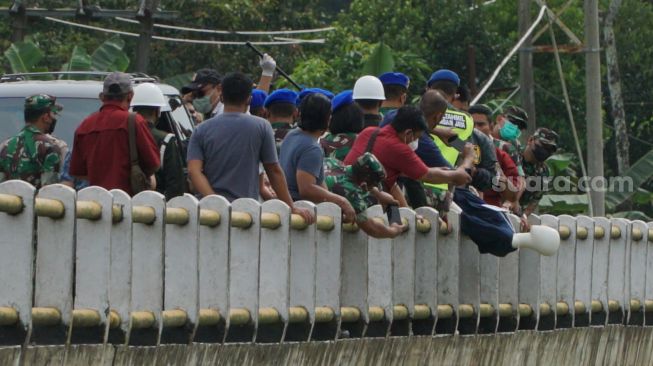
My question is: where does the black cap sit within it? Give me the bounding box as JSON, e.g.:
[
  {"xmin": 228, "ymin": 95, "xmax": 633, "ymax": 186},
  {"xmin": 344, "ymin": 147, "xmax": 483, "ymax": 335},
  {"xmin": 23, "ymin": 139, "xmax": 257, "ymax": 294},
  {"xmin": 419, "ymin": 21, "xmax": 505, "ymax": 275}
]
[
  {"xmin": 503, "ymin": 106, "xmax": 528, "ymax": 130},
  {"xmin": 181, "ymin": 68, "xmax": 221, "ymax": 95}
]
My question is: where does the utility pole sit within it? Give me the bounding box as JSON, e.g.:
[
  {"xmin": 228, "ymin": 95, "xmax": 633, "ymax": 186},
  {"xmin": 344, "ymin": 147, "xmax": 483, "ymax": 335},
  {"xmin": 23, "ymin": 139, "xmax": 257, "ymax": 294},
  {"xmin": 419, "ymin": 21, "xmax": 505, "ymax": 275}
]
[
  {"xmin": 585, "ymin": 0, "xmax": 605, "ymax": 216},
  {"xmin": 519, "ymin": 0, "xmax": 536, "ymax": 133},
  {"xmin": 9, "ymin": 0, "xmax": 27, "ymax": 43},
  {"xmin": 135, "ymin": 0, "xmax": 158, "ymax": 73}
]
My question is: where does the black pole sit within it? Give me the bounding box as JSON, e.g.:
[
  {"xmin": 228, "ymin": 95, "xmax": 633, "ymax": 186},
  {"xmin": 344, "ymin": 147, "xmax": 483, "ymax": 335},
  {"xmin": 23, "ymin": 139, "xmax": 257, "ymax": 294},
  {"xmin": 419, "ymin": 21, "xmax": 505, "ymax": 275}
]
[{"xmin": 245, "ymin": 42, "xmax": 301, "ymax": 90}]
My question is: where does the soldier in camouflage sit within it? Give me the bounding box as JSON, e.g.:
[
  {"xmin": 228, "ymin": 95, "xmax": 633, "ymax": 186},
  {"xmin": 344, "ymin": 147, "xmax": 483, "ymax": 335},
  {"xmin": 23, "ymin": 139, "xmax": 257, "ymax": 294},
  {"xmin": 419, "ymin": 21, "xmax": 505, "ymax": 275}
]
[
  {"xmin": 325, "ymin": 152, "xmax": 406, "ymax": 238},
  {"xmin": 492, "ymin": 106, "xmax": 529, "ymax": 175},
  {"xmin": 321, "ymin": 90, "xmax": 364, "ymax": 177},
  {"xmin": 519, "ymin": 128, "xmax": 559, "ymax": 216},
  {"xmin": 0, "ymin": 94, "xmax": 63, "ymax": 188}
]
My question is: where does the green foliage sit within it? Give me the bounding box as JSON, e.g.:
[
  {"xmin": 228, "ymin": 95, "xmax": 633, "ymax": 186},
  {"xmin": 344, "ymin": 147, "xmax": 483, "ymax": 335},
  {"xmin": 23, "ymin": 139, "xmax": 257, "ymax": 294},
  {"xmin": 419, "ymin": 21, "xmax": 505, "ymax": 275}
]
[
  {"xmin": 361, "ymin": 42, "xmax": 395, "ymax": 76},
  {"xmin": 605, "ymin": 149, "xmax": 653, "ymax": 210},
  {"xmin": 90, "ymin": 37, "xmax": 130, "ymax": 72},
  {"xmin": 4, "ymin": 40, "xmax": 44, "ymax": 73}
]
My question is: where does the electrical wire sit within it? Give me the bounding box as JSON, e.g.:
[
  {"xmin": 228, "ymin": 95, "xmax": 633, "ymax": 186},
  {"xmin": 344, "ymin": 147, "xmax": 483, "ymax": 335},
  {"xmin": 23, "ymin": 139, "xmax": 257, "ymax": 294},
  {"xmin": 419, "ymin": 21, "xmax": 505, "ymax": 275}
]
[
  {"xmin": 114, "ymin": 16, "xmax": 335, "ymax": 36},
  {"xmin": 44, "ymin": 17, "xmax": 325, "ymax": 45},
  {"xmin": 471, "ymin": 5, "xmax": 548, "ymax": 105}
]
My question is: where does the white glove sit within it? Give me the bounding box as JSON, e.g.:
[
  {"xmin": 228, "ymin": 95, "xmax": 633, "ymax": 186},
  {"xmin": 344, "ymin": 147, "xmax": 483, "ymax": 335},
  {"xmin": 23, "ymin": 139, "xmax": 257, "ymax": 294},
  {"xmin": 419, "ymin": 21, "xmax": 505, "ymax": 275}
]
[{"xmin": 260, "ymin": 53, "xmax": 276, "ymax": 77}]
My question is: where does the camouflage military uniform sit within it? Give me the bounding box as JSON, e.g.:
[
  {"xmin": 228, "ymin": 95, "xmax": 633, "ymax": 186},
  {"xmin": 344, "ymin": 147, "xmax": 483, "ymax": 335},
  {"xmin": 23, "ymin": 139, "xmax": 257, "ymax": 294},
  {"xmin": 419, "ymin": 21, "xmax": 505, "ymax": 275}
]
[
  {"xmin": 271, "ymin": 122, "xmax": 294, "ymax": 154},
  {"xmin": 519, "ymin": 159, "xmax": 550, "ymax": 209},
  {"xmin": 494, "ymin": 138, "xmax": 524, "ymax": 176},
  {"xmin": 0, "ymin": 125, "xmax": 62, "ymax": 188},
  {"xmin": 320, "ymin": 132, "xmax": 357, "ymax": 161},
  {"xmin": 325, "ymin": 152, "xmax": 386, "ymax": 223}
]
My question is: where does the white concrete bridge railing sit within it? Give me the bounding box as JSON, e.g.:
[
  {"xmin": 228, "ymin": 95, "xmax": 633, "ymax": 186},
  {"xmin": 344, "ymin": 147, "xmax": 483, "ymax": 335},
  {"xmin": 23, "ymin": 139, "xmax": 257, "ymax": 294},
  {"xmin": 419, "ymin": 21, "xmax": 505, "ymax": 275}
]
[{"xmin": 0, "ymin": 180, "xmax": 651, "ymax": 346}]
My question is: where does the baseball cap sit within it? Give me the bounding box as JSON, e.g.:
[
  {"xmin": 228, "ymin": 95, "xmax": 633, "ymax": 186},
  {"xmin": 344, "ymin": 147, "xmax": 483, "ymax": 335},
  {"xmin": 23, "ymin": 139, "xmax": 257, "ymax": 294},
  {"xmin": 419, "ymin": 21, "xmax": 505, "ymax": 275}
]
[
  {"xmin": 379, "ymin": 72, "xmax": 409, "ymax": 88},
  {"xmin": 181, "ymin": 68, "xmax": 221, "ymax": 95},
  {"xmin": 533, "ymin": 128, "xmax": 559, "ymax": 149},
  {"xmin": 427, "ymin": 69, "xmax": 460, "ymax": 87},
  {"xmin": 24, "ymin": 94, "xmax": 63, "ymax": 113},
  {"xmin": 103, "ymin": 72, "xmax": 133, "ymax": 96}
]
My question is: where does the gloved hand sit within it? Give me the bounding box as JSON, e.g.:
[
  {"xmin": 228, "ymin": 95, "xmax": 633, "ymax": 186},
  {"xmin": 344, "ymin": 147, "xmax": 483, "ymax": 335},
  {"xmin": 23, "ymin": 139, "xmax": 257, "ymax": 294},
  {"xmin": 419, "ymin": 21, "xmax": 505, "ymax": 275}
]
[{"xmin": 260, "ymin": 53, "xmax": 276, "ymax": 77}]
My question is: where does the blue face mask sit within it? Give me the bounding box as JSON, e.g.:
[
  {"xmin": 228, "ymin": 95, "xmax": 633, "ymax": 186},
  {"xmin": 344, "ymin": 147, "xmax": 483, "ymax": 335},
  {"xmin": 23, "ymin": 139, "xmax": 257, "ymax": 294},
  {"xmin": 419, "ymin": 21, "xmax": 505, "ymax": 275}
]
[{"xmin": 499, "ymin": 120, "xmax": 521, "ymax": 141}]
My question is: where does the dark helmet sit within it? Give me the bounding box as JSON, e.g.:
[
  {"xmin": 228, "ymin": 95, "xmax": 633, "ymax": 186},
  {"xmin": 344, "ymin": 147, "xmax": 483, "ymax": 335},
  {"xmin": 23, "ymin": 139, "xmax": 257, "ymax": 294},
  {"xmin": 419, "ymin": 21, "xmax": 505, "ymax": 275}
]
[
  {"xmin": 503, "ymin": 105, "xmax": 528, "ymax": 130},
  {"xmin": 351, "ymin": 152, "xmax": 386, "ymax": 186}
]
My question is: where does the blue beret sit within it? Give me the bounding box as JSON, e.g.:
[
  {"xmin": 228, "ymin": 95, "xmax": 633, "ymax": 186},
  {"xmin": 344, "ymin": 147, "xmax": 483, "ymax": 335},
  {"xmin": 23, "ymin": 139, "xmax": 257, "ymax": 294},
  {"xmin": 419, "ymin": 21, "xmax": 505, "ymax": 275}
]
[
  {"xmin": 427, "ymin": 69, "xmax": 460, "ymax": 87},
  {"xmin": 250, "ymin": 89, "xmax": 268, "ymax": 109},
  {"xmin": 378, "ymin": 72, "xmax": 409, "ymax": 88},
  {"xmin": 331, "ymin": 90, "xmax": 354, "ymax": 112},
  {"xmin": 264, "ymin": 88, "xmax": 298, "ymax": 108},
  {"xmin": 297, "ymin": 87, "xmax": 335, "ymax": 106}
]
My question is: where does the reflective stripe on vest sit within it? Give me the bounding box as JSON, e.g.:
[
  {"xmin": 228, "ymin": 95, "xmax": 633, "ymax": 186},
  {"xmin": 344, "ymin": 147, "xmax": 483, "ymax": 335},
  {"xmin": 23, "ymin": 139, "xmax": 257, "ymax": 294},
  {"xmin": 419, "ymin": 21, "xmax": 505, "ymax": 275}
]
[
  {"xmin": 159, "ymin": 134, "xmax": 174, "ymax": 170},
  {"xmin": 423, "ymin": 108, "xmax": 474, "ymax": 191}
]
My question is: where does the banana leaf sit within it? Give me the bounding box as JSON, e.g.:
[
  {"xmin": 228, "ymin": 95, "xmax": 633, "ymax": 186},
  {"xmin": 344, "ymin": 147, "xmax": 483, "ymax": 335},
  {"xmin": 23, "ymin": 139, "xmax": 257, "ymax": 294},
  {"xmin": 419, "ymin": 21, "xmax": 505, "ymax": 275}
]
[
  {"xmin": 361, "ymin": 42, "xmax": 395, "ymax": 76},
  {"xmin": 60, "ymin": 46, "xmax": 92, "ymax": 79},
  {"xmin": 605, "ymin": 150, "xmax": 653, "ymax": 210},
  {"xmin": 91, "ymin": 36, "xmax": 129, "ymax": 72},
  {"xmin": 3, "ymin": 41, "xmax": 44, "ymax": 73}
]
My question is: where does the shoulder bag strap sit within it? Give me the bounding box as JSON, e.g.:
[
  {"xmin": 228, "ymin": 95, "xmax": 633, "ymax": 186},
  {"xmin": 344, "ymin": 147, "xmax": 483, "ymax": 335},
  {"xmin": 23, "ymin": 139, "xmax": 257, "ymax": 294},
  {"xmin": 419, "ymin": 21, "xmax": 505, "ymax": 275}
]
[
  {"xmin": 364, "ymin": 127, "xmax": 382, "ymax": 153},
  {"xmin": 127, "ymin": 112, "xmax": 139, "ymax": 167}
]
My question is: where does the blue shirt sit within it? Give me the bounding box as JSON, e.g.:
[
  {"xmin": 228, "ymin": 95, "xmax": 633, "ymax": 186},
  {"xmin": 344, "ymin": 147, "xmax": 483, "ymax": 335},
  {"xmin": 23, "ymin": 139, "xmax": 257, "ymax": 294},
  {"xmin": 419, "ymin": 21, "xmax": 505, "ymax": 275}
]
[
  {"xmin": 279, "ymin": 128, "xmax": 324, "ymax": 201},
  {"xmin": 381, "ymin": 110, "xmax": 452, "ymax": 168}
]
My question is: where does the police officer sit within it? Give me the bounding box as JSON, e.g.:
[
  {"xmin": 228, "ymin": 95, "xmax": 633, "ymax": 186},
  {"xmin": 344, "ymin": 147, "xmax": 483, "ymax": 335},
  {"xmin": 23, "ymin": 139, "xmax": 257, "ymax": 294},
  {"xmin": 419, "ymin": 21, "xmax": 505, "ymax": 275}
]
[
  {"xmin": 0, "ymin": 94, "xmax": 63, "ymax": 188},
  {"xmin": 353, "ymin": 75, "xmax": 386, "ymax": 127},
  {"xmin": 326, "ymin": 152, "xmax": 406, "ymax": 238},
  {"xmin": 131, "ymin": 83, "xmax": 186, "ymax": 200},
  {"xmin": 249, "ymin": 89, "xmax": 268, "ymax": 118},
  {"xmin": 379, "ymin": 72, "xmax": 410, "ymax": 116},
  {"xmin": 264, "ymin": 88, "xmax": 299, "ymax": 153},
  {"xmin": 519, "ymin": 128, "xmax": 559, "ymax": 216}
]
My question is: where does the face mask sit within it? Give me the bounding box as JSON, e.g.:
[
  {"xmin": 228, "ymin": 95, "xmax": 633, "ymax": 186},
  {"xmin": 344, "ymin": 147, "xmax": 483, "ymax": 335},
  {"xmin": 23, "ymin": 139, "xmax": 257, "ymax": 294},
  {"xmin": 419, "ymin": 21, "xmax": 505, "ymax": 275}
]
[
  {"xmin": 408, "ymin": 139, "xmax": 419, "ymax": 151},
  {"xmin": 47, "ymin": 114, "xmax": 57, "ymax": 134},
  {"xmin": 193, "ymin": 88, "xmax": 215, "ymax": 114},
  {"xmin": 499, "ymin": 120, "xmax": 521, "ymax": 141},
  {"xmin": 532, "ymin": 144, "xmax": 552, "ymax": 162}
]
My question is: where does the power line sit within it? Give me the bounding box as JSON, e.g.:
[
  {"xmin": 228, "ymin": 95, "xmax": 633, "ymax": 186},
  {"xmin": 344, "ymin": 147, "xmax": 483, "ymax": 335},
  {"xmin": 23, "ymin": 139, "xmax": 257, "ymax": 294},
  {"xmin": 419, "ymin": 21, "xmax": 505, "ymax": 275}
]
[
  {"xmin": 114, "ymin": 16, "xmax": 335, "ymax": 36},
  {"xmin": 44, "ymin": 17, "xmax": 325, "ymax": 45}
]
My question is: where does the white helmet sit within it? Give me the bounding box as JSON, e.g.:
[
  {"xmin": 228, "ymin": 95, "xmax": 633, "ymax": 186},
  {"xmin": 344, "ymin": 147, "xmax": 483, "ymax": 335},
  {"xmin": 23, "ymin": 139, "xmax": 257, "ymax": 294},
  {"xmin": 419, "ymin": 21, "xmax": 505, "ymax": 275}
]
[
  {"xmin": 352, "ymin": 75, "xmax": 385, "ymax": 100},
  {"xmin": 131, "ymin": 83, "xmax": 170, "ymax": 111}
]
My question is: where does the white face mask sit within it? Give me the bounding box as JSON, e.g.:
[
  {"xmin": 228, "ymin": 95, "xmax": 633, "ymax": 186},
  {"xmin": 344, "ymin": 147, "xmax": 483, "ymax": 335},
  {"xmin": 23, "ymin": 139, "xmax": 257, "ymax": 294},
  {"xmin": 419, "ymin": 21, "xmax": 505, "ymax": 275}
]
[{"xmin": 408, "ymin": 139, "xmax": 419, "ymax": 151}]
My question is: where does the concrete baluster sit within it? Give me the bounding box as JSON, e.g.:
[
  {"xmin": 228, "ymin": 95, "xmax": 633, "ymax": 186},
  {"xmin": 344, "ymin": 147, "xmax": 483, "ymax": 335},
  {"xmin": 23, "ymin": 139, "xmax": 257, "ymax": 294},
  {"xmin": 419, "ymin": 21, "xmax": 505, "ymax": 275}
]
[
  {"xmin": 627, "ymin": 220, "xmax": 647, "ymax": 325},
  {"xmin": 161, "ymin": 194, "xmax": 200, "ymax": 344},
  {"xmin": 285, "ymin": 201, "xmax": 316, "ymax": 342},
  {"xmin": 478, "ymin": 238, "xmax": 499, "ymax": 334},
  {"xmin": 458, "ymin": 202, "xmax": 480, "ymax": 335},
  {"xmin": 311, "ymin": 202, "xmax": 341, "ymax": 341},
  {"xmin": 574, "ymin": 215, "xmax": 594, "ymax": 327},
  {"xmin": 390, "ymin": 207, "xmax": 416, "ymax": 336},
  {"xmin": 0, "ymin": 181, "xmax": 35, "ymax": 345},
  {"xmin": 590, "ymin": 217, "xmax": 611, "ymax": 326},
  {"xmin": 538, "ymin": 215, "xmax": 559, "ymax": 330},
  {"xmin": 32, "ymin": 184, "xmax": 76, "ymax": 344},
  {"xmin": 129, "ymin": 191, "xmax": 166, "ymax": 346},
  {"xmin": 71, "ymin": 186, "xmax": 113, "ymax": 344},
  {"xmin": 435, "ymin": 205, "xmax": 461, "ymax": 334},
  {"xmin": 412, "ymin": 207, "xmax": 439, "ymax": 336},
  {"xmin": 519, "ymin": 214, "xmax": 542, "ymax": 330},
  {"xmin": 339, "ymin": 206, "xmax": 368, "ymax": 338},
  {"xmin": 556, "ymin": 215, "xmax": 576, "ymax": 329},
  {"xmin": 195, "ymin": 195, "xmax": 231, "ymax": 343},
  {"xmin": 109, "ymin": 190, "xmax": 132, "ymax": 344},
  {"xmin": 257, "ymin": 199, "xmax": 290, "ymax": 343},
  {"xmin": 365, "ymin": 205, "xmax": 393, "ymax": 337},
  {"xmin": 226, "ymin": 198, "xmax": 261, "ymax": 343},
  {"xmin": 645, "ymin": 220, "xmax": 653, "ymax": 326},
  {"xmin": 607, "ymin": 218, "xmax": 628, "ymax": 324},
  {"xmin": 497, "ymin": 213, "xmax": 520, "ymax": 333}
]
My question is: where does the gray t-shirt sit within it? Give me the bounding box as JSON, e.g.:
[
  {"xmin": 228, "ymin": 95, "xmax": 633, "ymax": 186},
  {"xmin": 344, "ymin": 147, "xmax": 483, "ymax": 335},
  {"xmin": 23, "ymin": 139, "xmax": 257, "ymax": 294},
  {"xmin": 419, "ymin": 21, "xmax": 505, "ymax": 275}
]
[
  {"xmin": 279, "ymin": 128, "xmax": 324, "ymax": 201},
  {"xmin": 187, "ymin": 112, "xmax": 277, "ymax": 201}
]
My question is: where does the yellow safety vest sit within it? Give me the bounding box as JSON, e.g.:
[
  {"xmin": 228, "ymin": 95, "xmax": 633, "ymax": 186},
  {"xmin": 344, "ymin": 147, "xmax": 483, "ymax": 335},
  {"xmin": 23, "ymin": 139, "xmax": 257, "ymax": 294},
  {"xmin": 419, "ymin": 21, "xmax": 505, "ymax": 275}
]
[{"xmin": 423, "ymin": 108, "xmax": 474, "ymax": 191}]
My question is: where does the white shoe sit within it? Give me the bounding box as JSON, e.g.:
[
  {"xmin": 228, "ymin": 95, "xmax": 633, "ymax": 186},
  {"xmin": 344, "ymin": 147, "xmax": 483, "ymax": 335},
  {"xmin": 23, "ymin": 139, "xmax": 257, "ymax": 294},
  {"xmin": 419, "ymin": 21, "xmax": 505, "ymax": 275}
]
[{"xmin": 512, "ymin": 225, "xmax": 560, "ymax": 256}]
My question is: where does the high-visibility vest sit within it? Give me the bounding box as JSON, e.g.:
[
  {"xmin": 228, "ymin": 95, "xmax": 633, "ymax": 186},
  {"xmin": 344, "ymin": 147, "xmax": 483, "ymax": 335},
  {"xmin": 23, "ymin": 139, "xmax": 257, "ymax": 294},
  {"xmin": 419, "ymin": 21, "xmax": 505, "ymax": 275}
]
[{"xmin": 423, "ymin": 108, "xmax": 474, "ymax": 191}]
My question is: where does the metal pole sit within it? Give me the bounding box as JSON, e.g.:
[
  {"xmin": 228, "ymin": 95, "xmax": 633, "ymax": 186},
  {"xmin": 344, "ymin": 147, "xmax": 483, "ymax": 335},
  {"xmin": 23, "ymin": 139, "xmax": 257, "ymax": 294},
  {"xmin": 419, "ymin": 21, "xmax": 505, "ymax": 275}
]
[
  {"xmin": 584, "ymin": 0, "xmax": 605, "ymax": 216},
  {"xmin": 519, "ymin": 0, "xmax": 536, "ymax": 133},
  {"xmin": 10, "ymin": 0, "xmax": 27, "ymax": 43},
  {"xmin": 135, "ymin": 0, "xmax": 157, "ymax": 73}
]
